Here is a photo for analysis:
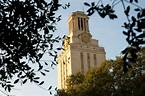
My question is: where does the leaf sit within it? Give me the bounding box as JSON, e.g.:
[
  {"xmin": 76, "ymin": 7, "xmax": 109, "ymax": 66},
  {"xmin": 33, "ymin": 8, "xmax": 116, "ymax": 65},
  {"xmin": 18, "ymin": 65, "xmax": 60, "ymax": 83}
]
[
  {"xmin": 34, "ymin": 80, "xmax": 39, "ymax": 83},
  {"xmin": 137, "ymin": 12, "xmax": 141, "ymax": 18},
  {"xmin": 40, "ymin": 72, "xmax": 46, "ymax": 76},
  {"xmin": 23, "ymin": 79, "xmax": 27, "ymax": 84},
  {"xmin": 44, "ymin": 69, "xmax": 50, "ymax": 72},
  {"xmin": 39, "ymin": 81, "xmax": 44, "ymax": 85},
  {"xmin": 125, "ymin": 6, "xmax": 130, "ymax": 16},
  {"xmin": 7, "ymin": 84, "xmax": 14, "ymax": 92},
  {"xmin": 137, "ymin": 33, "xmax": 145, "ymax": 38},
  {"xmin": 34, "ymin": 77, "xmax": 40, "ymax": 79},
  {"xmin": 130, "ymin": 0, "xmax": 133, "ymax": 3},
  {"xmin": 49, "ymin": 44, "xmax": 53, "ymax": 50},
  {"xmin": 14, "ymin": 79, "xmax": 19, "ymax": 84},
  {"xmin": 123, "ymin": 31, "xmax": 128, "ymax": 35},
  {"xmin": 97, "ymin": 11, "xmax": 106, "ymax": 18},
  {"xmin": 141, "ymin": 9, "xmax": 145, "ymax": 17},
  {"xmin": 134, "ymin": 8, "xmax": 140, "ymax": 11},
  {"xmin": 134, "ymin": 0, "xmax": 138, "ymax": 3},
  {"xmin": 50, "ymin": 91, "xmax": 52, "ymax": 95},
  {"xmin": 38, "ymin": 63, "xmax": 43, "ymax": 71},
  {"xmin": 109, "ymin": 14, "xmax": 118, "ymax": 19},
  {"xmin": 7, "ymin": 85, "xmax": 11, "ymax": 92},
  {"xmin": 84, "ymin": 2, "xmax": 90, "ymax": 7},
  {"xmin": 20, "ymin": 75, "xmax": 26, "ymax": 79},
  {"xmin": 44, "ymin": 62, "xmax": 48, "ymax": 65},
  {"xmin": 131, "ymin": 16, "xmax": 136, "ymax": 22},
  {"xmin": 134, "ymin": 28, "xmax": 142, "ymax": 32},
  {"xmin": 48, "ymin": 86, "xmax": 52, "ymax": 90},
  {"xmin": 18, "ymin": 72, "xmax": 22, "ymax": 77},
  {"xmin": 54, "ymin": 55, "xmax": 57, "ymax": 61},
  {"xmin": 55, "ymin": 87, "xmax": 57, "ymax": 91},
  {"xmin": 57, "ymin": 47, "xmax": 62, "ymax": 50},
  {"xmin": 91, "ymin": 2, "xmax": 95, "ymax": 6},
  {"xmin": 87, "ymin": 7, "xmax": 95, "ymax": 16}
]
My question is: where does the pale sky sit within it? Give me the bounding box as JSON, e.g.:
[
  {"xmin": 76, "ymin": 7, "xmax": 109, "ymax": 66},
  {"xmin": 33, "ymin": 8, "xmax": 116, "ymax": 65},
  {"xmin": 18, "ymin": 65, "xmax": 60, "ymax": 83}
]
[{"xmin": 2, "ymin": 0, "xmax": 143, "ymax": 96}]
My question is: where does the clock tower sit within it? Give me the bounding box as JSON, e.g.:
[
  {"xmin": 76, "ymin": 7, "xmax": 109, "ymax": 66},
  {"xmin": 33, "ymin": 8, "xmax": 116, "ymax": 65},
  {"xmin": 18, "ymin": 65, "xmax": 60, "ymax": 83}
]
[{"xmin": 57, "ymin": 11, "xmax": 106, "ymax": 89}]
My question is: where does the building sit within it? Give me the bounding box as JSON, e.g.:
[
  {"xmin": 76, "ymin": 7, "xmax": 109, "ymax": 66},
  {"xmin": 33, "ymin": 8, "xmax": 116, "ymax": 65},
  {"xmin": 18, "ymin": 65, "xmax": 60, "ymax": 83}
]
[{"xmin": 57, "ymin": 11, "xmax": 106, "ymax": 89}]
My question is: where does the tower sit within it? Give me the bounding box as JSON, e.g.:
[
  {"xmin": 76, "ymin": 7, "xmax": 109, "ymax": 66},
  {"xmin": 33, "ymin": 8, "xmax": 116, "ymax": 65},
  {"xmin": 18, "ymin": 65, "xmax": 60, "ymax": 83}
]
[{"xmin": 57, "ymin": 11, "xmax": 106, "ymax": 89}]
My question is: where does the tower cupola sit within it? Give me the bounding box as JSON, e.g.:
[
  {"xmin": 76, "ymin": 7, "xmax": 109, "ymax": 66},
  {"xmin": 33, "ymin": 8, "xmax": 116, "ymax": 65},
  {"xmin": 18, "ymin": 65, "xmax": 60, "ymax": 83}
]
[{"xmin": 68, "ymin": 11, "xmax": 90, "ymax": 36}]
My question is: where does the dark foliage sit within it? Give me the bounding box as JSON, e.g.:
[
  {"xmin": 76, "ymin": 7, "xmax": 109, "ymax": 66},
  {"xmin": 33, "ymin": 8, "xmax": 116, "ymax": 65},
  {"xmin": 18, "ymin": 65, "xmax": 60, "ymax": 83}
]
[
  {"xmin": 84, "ymin": 0, "xmax": 145, "ymax": 72},
  {"xmin": 0, "ymin": 0, "xmax": 62, "ymax": 92},
  {"xmin": 58, "ymin": 55, "xmax": 145, "ymax": 96}
]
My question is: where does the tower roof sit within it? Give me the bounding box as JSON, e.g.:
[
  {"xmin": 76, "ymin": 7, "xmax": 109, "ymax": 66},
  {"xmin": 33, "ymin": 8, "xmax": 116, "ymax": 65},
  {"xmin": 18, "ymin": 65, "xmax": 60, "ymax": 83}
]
[{"xmin": 68, "ymin": 11, "xmax": 89, "ymax": 22}]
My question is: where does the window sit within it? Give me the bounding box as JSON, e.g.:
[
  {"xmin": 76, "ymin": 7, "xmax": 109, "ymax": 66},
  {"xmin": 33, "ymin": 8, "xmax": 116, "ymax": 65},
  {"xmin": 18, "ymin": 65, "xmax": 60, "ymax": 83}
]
[
  {"xmin": 84, "ymin": 18, "xmax": 86, "ymax": 30},
  {"xmin": 94, "ymin": 54, "xmax": 97, "ymax": 67},
  {"xmin": 81, "ymin": 18, "xmax": 83, "ymax": 30},
  {"xmin": 78, "ymin": 17, "xmax": 80, "ymax": 30},
  {"xmin": 87, "ymin": 53, "xmax": 90, "ymax": 69},
  {"xmin": 80, "ymin": 52, "xmax": 84, "ymax": 74},
  {"xmin": 73, "ymin": 18, "xmax": 74, "ymax": 29}
]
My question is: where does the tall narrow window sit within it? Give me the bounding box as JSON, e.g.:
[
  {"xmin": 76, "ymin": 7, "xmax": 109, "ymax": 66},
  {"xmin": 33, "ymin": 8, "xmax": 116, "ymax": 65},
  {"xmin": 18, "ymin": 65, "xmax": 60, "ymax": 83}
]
[
  {"xmin": 80, "ymin": 52, "xmax": 84, "ymax": 74},
  {"xmin": 84, "ymin": 18, "xmax": 86, "ymax": 30},
  {"xmin": 94, "ymin": 54, "xmax": 97, "ymax": 67},
  {"xmin": 87, "ymin": 53, "xmax": 90, "ymax": 69},
  {"xmin": 81, "ymin": 18, "xmax": 83, "ymax": 30},
  {"xmin": 78, "ymin": 17, "xmax": 80, "ymax": 30}
]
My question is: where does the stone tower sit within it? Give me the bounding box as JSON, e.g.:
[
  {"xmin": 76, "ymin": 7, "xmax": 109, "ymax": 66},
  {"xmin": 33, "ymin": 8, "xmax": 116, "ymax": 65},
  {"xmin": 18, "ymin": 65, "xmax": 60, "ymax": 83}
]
[{"xmin": 57, "ymin": 11, "xmax": 106, "ymax": 89}]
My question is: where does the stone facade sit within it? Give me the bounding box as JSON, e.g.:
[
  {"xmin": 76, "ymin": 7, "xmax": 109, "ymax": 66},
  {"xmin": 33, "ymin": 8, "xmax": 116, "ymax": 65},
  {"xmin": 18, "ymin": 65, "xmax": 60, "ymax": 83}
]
[{"xmin": 57, "ymin": 11, "xmax": 106, "ymax": 89}]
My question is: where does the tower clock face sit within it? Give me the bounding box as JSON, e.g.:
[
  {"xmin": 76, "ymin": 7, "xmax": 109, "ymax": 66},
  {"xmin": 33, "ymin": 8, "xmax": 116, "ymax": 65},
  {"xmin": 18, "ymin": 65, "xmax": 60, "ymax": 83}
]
[
  {"xmin": 82, "ymin": 35, "xmax": 90, "ymax": 43},
  {"xmin": 79, "ymin": 32, "xmax": 92, "ymax": 43}
]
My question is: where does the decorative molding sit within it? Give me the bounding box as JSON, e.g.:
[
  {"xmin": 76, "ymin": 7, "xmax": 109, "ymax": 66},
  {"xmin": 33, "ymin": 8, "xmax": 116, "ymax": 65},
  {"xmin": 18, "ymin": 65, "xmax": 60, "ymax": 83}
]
[{"xmin": 62, "ymin": 36, "xmax": 70, "ymax": 50}]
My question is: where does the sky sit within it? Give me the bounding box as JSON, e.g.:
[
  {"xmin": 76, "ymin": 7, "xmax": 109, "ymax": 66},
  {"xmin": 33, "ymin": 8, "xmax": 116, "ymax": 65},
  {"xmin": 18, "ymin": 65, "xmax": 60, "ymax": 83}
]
[{"xmin": 1, "ymin": 0, "xmax": 141, "ymax": 96}]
